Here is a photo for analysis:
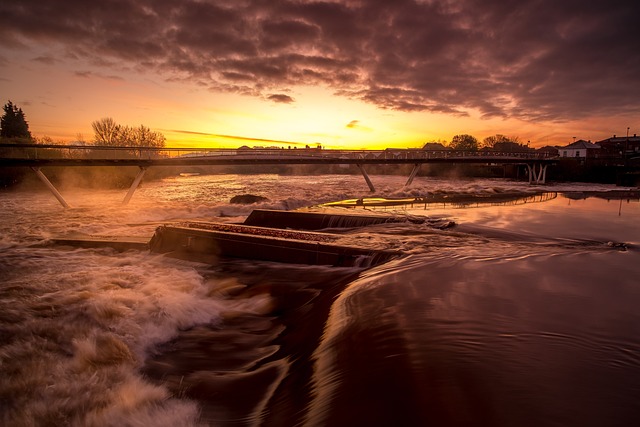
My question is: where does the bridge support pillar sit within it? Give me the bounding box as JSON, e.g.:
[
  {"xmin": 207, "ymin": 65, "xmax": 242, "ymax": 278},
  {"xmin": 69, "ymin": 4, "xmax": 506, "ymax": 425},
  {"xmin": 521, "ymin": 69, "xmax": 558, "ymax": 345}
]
[
  {"xmin": 540, "ymin": 164, "xmax": 548, "ymax": 184},
  {"xmin": 123, "ymin": 166, "xmax": 148, "ymax": 205},
  {"xmin": 405, "ymin": 164, "xmax": 421, "ymax": 187},
  {"xmin": 31, "ymin": 167, "xmax": 70, "ymax": 208},
  {"xmin": 356, "ymin": 164, "xmax": 375, "ymax": 192},
  {"xmin": 526, "ymin": 163, "xmax": 548, "ymax": 184}
]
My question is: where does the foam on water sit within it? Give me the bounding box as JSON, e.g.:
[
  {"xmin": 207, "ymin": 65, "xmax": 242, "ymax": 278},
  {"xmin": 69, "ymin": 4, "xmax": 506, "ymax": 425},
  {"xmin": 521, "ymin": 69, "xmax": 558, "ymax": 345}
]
[{"xmin": 0, "ymin": 246, "xmax": 229, "ymax": 425}]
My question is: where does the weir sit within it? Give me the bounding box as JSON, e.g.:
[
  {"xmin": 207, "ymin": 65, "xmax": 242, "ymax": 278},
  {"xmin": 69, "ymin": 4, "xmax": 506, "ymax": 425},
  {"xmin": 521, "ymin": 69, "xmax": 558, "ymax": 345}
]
[
  {"xmin": 50, "ymin": 210, "xmax": 407, "ymax": 267},
  {"xmin": 148, "ymin": 223, "xmax": 400, "ymax": 267},
  {"xmin": 244, "ymin": 209, "xmax": 427, "ymax": 229}
]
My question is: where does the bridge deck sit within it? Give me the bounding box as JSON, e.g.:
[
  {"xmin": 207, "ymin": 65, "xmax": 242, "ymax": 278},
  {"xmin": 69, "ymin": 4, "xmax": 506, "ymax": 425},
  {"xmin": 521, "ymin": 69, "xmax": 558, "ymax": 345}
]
[
  {"xmin": 0, "ymin": 144, "xmax": 556, "ymax": 207},
  {"xmin": 0, "ymin": 143, "xmax": 555, "ymax": 167}
]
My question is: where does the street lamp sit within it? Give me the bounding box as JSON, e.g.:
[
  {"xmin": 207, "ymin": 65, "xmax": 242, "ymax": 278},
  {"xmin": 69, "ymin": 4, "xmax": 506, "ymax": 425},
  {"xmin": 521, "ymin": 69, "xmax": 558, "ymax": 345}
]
[{"xmin": 625, "ymin": 127, "xmax": 630, "ymax": 167}]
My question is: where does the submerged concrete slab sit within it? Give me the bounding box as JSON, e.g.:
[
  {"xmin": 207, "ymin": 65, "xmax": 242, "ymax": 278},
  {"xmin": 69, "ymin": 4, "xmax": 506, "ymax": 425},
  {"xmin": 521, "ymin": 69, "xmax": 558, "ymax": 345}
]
[{"xmin": 50, "ymin": 235, "xmax": 150, "ymax": 251}]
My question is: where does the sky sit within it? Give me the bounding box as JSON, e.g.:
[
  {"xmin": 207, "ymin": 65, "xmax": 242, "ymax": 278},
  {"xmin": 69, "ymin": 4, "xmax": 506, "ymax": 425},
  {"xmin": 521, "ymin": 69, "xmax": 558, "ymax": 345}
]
[{"xmin": 0, "ymin": 0, "xmax": 638, "ymax": 149}]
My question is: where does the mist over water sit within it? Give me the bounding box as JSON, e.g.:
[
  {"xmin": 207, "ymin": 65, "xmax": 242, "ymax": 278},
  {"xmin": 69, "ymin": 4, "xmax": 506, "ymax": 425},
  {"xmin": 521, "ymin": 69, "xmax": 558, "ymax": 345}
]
[{"xmin": 1, "ymin": 174, "xmax": 639, "ymax": 426}]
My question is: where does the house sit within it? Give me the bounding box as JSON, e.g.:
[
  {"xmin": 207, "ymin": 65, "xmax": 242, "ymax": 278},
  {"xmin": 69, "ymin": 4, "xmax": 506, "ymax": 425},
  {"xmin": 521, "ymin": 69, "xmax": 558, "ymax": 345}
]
[
  {"xmin": 596, "ymin": 134, "xmax": 640, "ymax": 158},
  {"xmin": 559, "ymin": 140, "xmax": 601, "ymax": 159},
  {"xmin": 423, "ymin": 142, "xmax": 449, "ymax": 151},
  {"xmin": 493, "ymin": 141, "xmax": 534, "ymax": 153},
  {"xmin": 537, "ymin": 145, "xmax": 559, "ymax": 157}
]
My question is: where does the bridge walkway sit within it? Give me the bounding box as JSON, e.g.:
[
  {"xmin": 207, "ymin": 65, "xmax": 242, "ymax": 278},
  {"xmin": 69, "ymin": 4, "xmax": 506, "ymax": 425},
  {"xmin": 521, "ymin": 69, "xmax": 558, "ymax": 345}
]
[{"xmin": 0, "ymin": 144, "xmax": 556, "ymax": 207}]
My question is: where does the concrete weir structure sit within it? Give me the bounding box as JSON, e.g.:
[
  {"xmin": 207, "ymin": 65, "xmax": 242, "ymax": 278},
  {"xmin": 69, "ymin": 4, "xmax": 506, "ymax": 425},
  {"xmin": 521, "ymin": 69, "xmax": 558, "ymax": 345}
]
[
  {"xmin": 149, "ymin": 222, "xmax": 399, "ymax": 267},
  {"xmin": 244, "ymin": 209, "xmax": 426, "ymax": 230},
  {"xmin": 51, "ymin": 211, "xmax": 404, "ymax": 267}
]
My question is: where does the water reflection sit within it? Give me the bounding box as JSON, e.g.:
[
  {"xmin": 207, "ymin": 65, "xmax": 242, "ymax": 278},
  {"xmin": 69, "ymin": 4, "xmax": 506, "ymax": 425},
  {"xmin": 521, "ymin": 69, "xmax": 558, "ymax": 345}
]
[
  {"xmin": 322, "ymin": 192, "xmax": 639, "ymax": 247},
  {"xmin": 308, "ymin": 247, "xmax": 640, "ymax": 426}
]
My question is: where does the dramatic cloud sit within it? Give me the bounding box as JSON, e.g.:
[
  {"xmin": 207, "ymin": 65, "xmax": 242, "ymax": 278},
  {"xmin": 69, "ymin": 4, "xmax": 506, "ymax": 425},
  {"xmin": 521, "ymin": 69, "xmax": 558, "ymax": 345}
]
[
  {"xmin": 346, "ymin": 119, "xmax": 371, "ymax": 131},
  {"xmin": 267, "ymin": 94, "xmax": 295, "ymax": 104},
  {"xmin": 1, "ymin": 0, "xmax": 638, "ymax": 122}
]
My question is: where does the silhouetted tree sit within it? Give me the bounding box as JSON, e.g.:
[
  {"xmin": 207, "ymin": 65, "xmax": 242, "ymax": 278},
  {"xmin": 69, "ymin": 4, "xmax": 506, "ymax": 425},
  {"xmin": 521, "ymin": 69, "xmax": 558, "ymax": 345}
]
[
  {"xmin": 481, "ymin": 134, "xmax": 511, "ymax": 149},
  {"xmin": 91, "ymin": 117, "xmax": 165, "ymax": 147},
  {"xmin": 92, "ymin": 117, "xmax": 122, "ymax": 145},
  {"xmin": 494, "ymin": 141, "xmax": 532, "ymax": 152},
  {"xmin": 1, "ymin": 101, "xmax": 32, "ymax": 139},
  {"xmin": 129, "ymin": 124, "xmax": 165, "ymax": 148},
  {"xmin": 450, "ymin": 134, "xmax": 478, "ymax": 151}
]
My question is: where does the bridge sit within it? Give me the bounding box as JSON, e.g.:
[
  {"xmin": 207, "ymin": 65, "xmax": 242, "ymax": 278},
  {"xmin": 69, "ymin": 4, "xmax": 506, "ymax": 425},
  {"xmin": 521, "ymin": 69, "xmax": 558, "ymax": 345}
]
[{"xmin": 1, "ymin": 143, "xmax": 556, "ymax": 207}]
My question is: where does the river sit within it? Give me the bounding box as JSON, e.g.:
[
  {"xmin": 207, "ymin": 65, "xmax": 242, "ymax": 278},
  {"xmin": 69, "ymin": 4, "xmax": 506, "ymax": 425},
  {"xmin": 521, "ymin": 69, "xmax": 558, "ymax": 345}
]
[{"xmin": 1, "ymin": 174, "xmax": 639, "ymax": 426}]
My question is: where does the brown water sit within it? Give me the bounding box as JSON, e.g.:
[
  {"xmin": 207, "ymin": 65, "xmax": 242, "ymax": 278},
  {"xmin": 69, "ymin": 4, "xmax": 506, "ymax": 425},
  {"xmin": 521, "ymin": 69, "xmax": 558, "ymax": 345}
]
[{"xmin": 1, "ymin": 175, "xmax": 639, "ymax": 426}]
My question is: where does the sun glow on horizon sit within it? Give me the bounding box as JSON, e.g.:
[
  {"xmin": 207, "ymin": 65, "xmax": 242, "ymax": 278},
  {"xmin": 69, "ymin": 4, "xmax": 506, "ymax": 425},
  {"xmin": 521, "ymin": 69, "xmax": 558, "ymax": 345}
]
[
  {"xmin": 149, "ymin": 85, "xmax": 442, "ymax": 150},
  {"xmin": 4, "ymin": 53, "xmax": 633, "ymax": 150}
]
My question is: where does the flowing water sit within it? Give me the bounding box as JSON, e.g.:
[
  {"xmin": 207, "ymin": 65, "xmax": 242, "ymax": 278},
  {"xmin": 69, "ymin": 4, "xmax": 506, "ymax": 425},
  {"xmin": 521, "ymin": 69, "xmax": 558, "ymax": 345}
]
[{"xmin": 1, "ymin": 174, "xmax": 639, "ymax": 427}]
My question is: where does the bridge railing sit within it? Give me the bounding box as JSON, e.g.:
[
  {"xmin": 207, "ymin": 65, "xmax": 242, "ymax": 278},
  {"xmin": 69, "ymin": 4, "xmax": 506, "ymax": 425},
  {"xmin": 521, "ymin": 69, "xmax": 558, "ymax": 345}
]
[{"xmin": 0, "ymin": 143, "xmax": 555, "ymax": 161}]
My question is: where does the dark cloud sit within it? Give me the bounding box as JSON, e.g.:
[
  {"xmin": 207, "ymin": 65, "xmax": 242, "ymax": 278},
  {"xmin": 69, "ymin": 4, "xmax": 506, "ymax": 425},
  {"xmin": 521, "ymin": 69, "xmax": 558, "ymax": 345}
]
[
  {"xmin": 33, "ymin": 56, "xmax": 56, "ymax": 65},
  {"xmin": 1, "ymin": 0, "xmax": 639, "ymax": 122},
  {"xmin": 74, "ymin": 71, "xmax": 124, "ymax": 81},
  {"xmin": 267, "ymin": 94, "xmax": 295, "ymax": 104},
  {"xmin": 346, "ymin": 119, "xmax": 371, "ymax": 131}
]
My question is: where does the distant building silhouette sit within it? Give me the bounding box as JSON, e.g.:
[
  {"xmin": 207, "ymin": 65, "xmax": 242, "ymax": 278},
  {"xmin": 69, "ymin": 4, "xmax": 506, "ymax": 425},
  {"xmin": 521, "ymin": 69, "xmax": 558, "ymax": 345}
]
[
  {"xmin": 596, "ymin": 134, "xmax": 640, "ymax": 158},
  {"xmin": 422, "ymin": 142, "xmax": 449, "ymax": 150},
  {"xmin": 537, "ymin": 145, "xmax": 559, "ymax": 157}
]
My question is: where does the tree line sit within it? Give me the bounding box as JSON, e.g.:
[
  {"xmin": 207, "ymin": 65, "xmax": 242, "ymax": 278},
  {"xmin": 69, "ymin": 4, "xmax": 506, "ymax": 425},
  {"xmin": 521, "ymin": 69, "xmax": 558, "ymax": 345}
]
[
  {"xmin": 0, "ymin": 100, "xmax": 165, "ymax": 148},
  {"xmin": 427, "ymin": 133, "xmax": 533, "ymax": 152}
]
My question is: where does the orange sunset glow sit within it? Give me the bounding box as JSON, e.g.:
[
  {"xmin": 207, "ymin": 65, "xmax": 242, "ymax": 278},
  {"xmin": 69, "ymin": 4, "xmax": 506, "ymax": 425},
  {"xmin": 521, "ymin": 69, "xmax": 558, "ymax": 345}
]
[{"xmin": 1, "ymin": 0, "xmax": 638, "ymax": 149}]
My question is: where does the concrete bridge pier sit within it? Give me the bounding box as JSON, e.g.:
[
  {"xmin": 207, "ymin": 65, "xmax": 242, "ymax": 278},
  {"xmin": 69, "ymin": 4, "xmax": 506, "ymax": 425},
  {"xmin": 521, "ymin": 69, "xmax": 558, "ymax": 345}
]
[
  {"xmin": 122, "ymin": 166, "xmax": 148, "ymax": 204},
  {"xmin": 526, "ymin": 163, "xmax": 548, "ymax": 184},
  {"xmin": 356, "ymin": 164, "xmax": 376, "ymax": 192},
  {"xmin": 405, "ymin": 163, "xmax": 421, "ymax": 187},
  {"xmin": 31, "ymin": 167, "xmax": 70, "ymax": 208}
]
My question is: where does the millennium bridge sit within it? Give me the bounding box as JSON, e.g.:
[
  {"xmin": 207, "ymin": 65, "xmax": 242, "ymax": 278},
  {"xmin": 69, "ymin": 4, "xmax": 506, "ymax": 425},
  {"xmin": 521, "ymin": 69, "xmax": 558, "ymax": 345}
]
[{"xmin": 1, "ymin": 143, "xmax": 556, "ymax": 207}]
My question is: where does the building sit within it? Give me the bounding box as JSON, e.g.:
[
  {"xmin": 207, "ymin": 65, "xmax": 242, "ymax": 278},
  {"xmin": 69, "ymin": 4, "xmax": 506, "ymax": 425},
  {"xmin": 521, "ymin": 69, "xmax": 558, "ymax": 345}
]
[
  {"xmin": 559, "ymin": 140, "xmax": 601, "ymax": 159},
  {"xmin": 537, "ymin": 145, "xmax": 559, "ymax": 157},
  {"xmin": 596, "ymin": 134, "xmax": 640, "ymax": 158},
  {"xmin": 423, "ymin": 142, "xmax": 449, "ymax": 150}
]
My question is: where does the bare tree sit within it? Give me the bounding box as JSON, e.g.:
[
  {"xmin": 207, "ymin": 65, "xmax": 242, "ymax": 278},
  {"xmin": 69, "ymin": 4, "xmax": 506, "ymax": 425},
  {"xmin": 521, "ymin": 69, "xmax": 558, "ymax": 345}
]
[
  {"xmin": 131, "ymin": 125, "xmax": 165, "ymax": 148},
  {"xmin": 92, "ymin": 117, "xmax": 122, "ymax": 145},
  {"xmin": 91, "ymin": 118, "xmax": 165, "ymax": 148}
]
